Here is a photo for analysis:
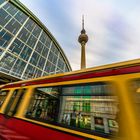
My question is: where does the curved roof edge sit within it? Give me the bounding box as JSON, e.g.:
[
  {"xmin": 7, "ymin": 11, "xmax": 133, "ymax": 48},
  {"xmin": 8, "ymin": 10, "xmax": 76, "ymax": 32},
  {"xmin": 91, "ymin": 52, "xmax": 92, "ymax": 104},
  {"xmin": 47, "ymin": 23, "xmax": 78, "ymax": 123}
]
[{"xmin": 9, "ymin": 0, "xmax": 72, "ymax": 71}]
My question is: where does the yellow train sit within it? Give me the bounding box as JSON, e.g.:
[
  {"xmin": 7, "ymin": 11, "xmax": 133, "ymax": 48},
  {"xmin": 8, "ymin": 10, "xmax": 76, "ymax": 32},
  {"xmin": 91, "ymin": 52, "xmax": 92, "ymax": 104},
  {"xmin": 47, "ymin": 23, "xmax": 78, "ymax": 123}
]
[{"xmin": 0, "ymin": 59, "xmax": 140, "ymax": 140}]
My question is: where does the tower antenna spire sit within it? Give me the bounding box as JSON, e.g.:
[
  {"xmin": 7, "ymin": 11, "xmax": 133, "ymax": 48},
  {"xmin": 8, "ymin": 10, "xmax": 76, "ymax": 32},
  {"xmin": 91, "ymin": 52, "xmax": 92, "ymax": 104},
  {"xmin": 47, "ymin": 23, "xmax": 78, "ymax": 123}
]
[{"xmin": 82, "ymin": 15, "xmax": 84, "ymax": 30}]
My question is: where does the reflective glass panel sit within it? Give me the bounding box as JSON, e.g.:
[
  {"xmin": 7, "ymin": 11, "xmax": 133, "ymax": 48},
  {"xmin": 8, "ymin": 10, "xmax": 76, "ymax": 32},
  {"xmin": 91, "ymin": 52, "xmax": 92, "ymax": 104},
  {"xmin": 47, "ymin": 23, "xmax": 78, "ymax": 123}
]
[
  {"xmin": 3, "ymin": 2, "xmax": 18, "ymax": 16},
  {"xmin": 0, "ymin": 49, "xmax": 3, "ymax": 56},
  {"xmin": 44, "ymin": 61, "xmax": 51, "ymax": 73},
  {"xmin": 32, "ymin": 25, "xmax": 41, "ymax": 38},
  {"xmin": 29, "ymin": 51, "xmax": 40, "ymax": 66},
  {"xmin": 0, "ymin": 53, "xmax": 16, "ymax": 72},
  {"xmin": 34, "ymin": 68, "xmax": 42, "ymax": 78},
  {"xmin": 24, "ymin": 18, "xmax": 36, "ymax": 32},
  {"xmin": 35, "ymin": 41, "xmax": 44, "ymax": 54},
  {"xmin": 24, "ymin": 64, "xmax": 35, "ymax": 78},
  {"xmin": 59, "ymin": 83, "xmax": 119, "ymax": 135},
  {"xmin": 45, "ymin": 37, "xmax": 51, "ymax": 48},
  {"xmin": 40, "ymin": 32, "xmax": 48, "ymax": 44},
  {"xmin": 9, "ymin": 39, "xmax": 24, "ymax": 55},
  {"xmin": 18, "ymin": 27, "xmax": 30, "ymax": 43},
  {"xmin": 49, "ymin": 64, "xmax": 55, "ymax": 72},
  {"xmin": 0, "ymin": 8, "xmax": 12, "ymax": 26},
  {"xmin": 0, "ymin": 29, "xmax": 13, "ymax": 48},
  {"xmin": 20, "ymin": 45, "xmax": 32, "ymax": 61},
  {"xmin": 51, "ymin": 43, "xmax": 59, "ymax": 56},
  {"xmin": 12, "ymin": 59, "xmax": 26, "ymax": 75},
  {"xmin": 42, "ymin": 46, "xmax": 49, "ymax": 58},
  {"xmin": 0, "ymin": 0, "xmax": 6, "ymax": 5},
  {"xmin": 52, "ymin": 54, "xmax": 57, "ymax": 65},
  {"xmin": 26, "ymin": 34, "xmax": 37, "ymax": 49},
  {"xmin": 5, "ymin": 18, "xmax": 21, "ymax": 34},
  {"xmin": 37, "ymin": 56, "xmax": 45, "ymax": 70},
  {"xmin": 14, "ymin": 11, "xmax": 27, "ymax": 24},
  {"xmin": 25, "ymin": 87, "xmax": 60, "ymax": 122},
  {"xmin": 48, "ymin": 51, "xmax": 53, "ymax": 62},
  {"xmin": 58, "ymin": 58, "xmax": 64, "ymax": 70}
]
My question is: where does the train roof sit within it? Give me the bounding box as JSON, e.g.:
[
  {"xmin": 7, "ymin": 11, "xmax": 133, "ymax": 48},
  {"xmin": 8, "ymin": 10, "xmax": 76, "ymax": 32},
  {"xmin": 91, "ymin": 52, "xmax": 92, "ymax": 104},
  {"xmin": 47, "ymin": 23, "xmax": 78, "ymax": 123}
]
[{"xmin": 1, "ymin": 58, "xmax": 140, "ymax": 89}]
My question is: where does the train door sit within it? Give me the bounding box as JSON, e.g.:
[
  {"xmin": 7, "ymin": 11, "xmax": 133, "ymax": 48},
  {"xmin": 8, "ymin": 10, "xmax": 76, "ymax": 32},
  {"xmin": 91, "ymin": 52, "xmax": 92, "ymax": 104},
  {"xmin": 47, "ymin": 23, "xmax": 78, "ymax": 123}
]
[{"xmin": 4, "ymin": 88, "xmax": 26, "ymax": 117}]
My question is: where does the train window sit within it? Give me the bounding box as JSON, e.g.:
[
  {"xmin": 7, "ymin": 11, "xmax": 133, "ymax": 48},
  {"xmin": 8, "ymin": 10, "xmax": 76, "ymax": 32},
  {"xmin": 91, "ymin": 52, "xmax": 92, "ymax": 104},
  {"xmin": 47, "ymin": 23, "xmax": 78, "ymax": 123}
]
[
  {"xmin": 25, "ymin": 87, "xmax": 60, "ymax": 122},
  {"xmin": 0, "ymin": 90, "xmax": 9, "ymax": 108},
  {"xmin": 59, "ymin": 82, "xmax": 119, "ymax": 136},
  {"xmin": 130, "ymin": 79, "xmax": 140, "ymax": 120},
  {"xmin": 4, "ymin": 89, "xmax": 26, "ymax": 116}
]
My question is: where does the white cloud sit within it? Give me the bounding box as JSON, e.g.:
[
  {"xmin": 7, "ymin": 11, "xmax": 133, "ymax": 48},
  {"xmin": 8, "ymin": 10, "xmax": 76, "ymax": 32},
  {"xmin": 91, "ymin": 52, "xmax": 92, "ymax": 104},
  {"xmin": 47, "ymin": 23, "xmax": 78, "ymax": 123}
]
[{"xmin": 19, "ymin": 0, "xmax": 140, "ymax": 70}]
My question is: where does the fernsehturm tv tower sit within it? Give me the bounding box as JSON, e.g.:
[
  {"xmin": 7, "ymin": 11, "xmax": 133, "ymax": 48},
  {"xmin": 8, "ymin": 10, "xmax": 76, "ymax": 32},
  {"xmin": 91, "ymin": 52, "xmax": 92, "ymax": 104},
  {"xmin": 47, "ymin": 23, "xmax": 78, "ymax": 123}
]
[{"xmin": 78, "ymin": 16, "xmax": 88, "ymax": 69}]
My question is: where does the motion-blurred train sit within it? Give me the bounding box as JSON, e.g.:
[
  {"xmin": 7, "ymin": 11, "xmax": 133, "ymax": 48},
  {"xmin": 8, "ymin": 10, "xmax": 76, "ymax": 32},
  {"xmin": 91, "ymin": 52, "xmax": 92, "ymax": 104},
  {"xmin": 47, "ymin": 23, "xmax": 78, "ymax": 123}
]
[{"xmin": 0, "ymin": 59, "xmax": 140, "ymax": 140}]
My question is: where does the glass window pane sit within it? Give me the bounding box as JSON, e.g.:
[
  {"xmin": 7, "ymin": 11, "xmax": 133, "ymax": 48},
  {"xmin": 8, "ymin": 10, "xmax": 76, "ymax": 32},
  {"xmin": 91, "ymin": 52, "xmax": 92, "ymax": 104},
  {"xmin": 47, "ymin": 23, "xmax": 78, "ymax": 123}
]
[
  {"xmin": 44, "ymin": 61, "xmax": 51, "ymax": 73},
  {"xmin": 59, "ymin": 83, "xmax": 119, "ymax": 136},
  {"xmin": 34, "ymin": 68, "xmax": 42, "ymax": 78},
  {"xmin": 37, "ymin": 56, "xmax": 45, "ymax": 70},
  {"xmin": 3, "ymin": 3, "xmax": 18, "ymax": 16},
  {"xmin": 0, "ymin": 9, "xmax": 12, "ymax": 26},
  {"xmin": 42, "ymin": 46, "xmax": 49, "ymax": 58},
  {"xmin": 25, "ymin": 87, "xmax": 60, "ymax": 122},
  {"xmin": 40, "ymin": 32, "xmax": 48, "ymax": 44},
  {"xmin": 0, "ymin": 0, "xmax": 6, "ymax": 5},
  {"xmin": 48, "ymin": 51, "xmax": 53, "ymax": 62},
  {"xmin": 5, "ymin": 18, "xmax": 21, "ymax": 35},
  {"xmin": 52, "ymin": 54, "xmax": 57, "ymax": 65},
  {"xmin": 9, "ymin": 39, "xmax": 24, "ymax": 55},
  {"xmin": 18, "ymin": 27, "xmax": 30, "ymax": 42},
  {"xmin": 11, "ymin": 59, "xmax": 26, "ymax": 75},
  {"xmin": 26, "ymin": 34, "xmax": 37, "ymax": 49},
  {"xmin": 24, "ymin": 64, "xmax": 35, "ymax": 78},
  {"xmin": 20, "ymin": 45, "xmax": 32, "ymax": 61},
  {"xmin": 29, "ymin": 51, "xmax": 40, "ymax": 66},
  {"xmin": 45, "ymin": 37, "xmax": 51, "ymax": 48},
  {"xmin": 0, "ymin": 49, "xmax": 4, "ymax": 56},
  {"xmin": 51, "ymin": 43, "xmax": 59, "ymax": 56},
  {"xmin": 58, "ymin": 58, "xmax": 64, "ymax": 70},
  {"xmin": 32, "ymin": 25, "xmax": 41, "ymax": 38},
  {"xmin": 35, "ymin": 41, "xmax": 44, "ymax": 54},
  {"xmin": 0, "ymin": 29, "xmax": 13, "ymax": 48},
  {"xmin": 49, "ymin": 64, "xmax": 55, "ymax": 72},
  {"xmin": 0, "ymin": 53, "xmax": 16, "ymax": 72},
  {"xmin": 14, "ymin": 11, "xmax": 27, "ymax": 24},
  {"xmin": 24, "ymin": 18, "xmax": 36, "ymax": 32}
]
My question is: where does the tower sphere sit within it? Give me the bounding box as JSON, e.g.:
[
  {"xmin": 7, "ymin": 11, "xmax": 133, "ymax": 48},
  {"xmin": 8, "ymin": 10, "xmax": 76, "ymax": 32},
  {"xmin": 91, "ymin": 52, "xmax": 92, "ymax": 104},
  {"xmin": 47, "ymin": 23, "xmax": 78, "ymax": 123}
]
[{"xmin": 78, "ymin": 30, "xmax": 88, "ymax": 43}]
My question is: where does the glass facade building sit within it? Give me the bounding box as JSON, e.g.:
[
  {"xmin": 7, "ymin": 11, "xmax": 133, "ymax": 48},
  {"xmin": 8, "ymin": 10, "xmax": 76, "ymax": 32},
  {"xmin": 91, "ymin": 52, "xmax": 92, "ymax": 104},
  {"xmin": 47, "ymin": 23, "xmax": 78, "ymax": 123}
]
[{"xmin": 0, "ymin": 0, "xmax": 71, "ymax": 83}]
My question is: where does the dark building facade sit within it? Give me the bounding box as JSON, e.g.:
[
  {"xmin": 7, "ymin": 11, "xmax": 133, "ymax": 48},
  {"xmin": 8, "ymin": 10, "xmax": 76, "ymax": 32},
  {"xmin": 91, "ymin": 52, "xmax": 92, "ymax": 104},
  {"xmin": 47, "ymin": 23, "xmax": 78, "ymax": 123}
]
[{"xmin": 0, "ymin": 0, "xmax": 72, "ymax": 83}]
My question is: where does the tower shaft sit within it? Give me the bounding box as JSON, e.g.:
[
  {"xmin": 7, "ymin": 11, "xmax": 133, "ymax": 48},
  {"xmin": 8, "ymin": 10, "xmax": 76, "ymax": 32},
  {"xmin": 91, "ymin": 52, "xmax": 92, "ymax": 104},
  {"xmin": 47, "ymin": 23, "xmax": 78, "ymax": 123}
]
[{"xmin": 81, "ymin": 42, "xmax": 86, "ymax": 69}]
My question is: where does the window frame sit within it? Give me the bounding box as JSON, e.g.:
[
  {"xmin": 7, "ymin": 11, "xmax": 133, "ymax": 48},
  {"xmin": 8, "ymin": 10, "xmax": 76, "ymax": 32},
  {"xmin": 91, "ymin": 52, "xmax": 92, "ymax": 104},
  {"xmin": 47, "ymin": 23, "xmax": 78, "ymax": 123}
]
[{"xmin": 0, "ymin": 90, "xmax": 10, "ymax": 109}]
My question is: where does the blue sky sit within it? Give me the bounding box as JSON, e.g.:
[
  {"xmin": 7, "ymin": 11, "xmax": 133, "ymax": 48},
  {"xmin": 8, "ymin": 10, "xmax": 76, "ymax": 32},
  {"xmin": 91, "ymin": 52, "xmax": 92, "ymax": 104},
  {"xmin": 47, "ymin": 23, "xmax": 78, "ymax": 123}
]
[{"xmin": 19, "ymin": 0, "xmax": 140, "ymax": 70}]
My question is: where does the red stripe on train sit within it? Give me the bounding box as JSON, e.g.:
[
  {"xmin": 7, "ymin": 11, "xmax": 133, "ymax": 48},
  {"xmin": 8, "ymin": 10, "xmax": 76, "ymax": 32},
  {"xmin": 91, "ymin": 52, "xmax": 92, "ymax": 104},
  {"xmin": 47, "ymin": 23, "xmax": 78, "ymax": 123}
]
[
  {"xmin": 3, "ymin": 65, "xmax": 140, "ymax": 89},
  {"xmin": 0, "ymin": 114, "xmax": 84, "ymax": 140}
]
